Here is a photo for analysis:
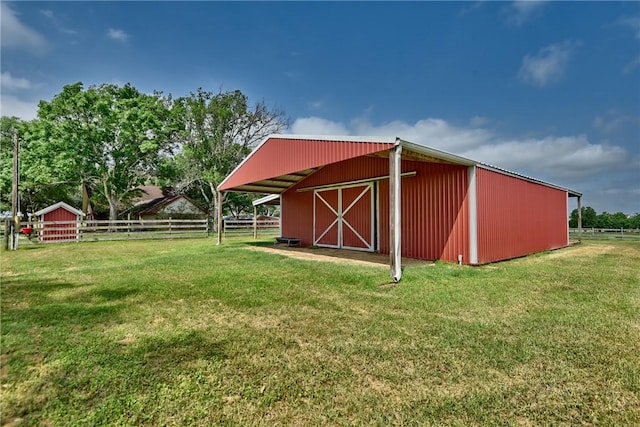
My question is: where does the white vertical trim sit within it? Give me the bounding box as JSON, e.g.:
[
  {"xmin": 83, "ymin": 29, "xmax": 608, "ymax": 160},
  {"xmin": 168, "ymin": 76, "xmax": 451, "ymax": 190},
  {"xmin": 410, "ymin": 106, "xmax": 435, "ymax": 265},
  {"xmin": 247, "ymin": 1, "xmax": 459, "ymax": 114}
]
[
  {"xmin": 337, "ymin": 188, "xmax": 343, "ymax": 247},
  {"xmin": 279, "ymin": 194, "xmax": 283, "ymax": 237},
  {"xmin": 390, "ymin": 144, "xmax": 402, "ymax": 282},
  {"xmin": 371, "ymin": 183, "xmax": 375, "ymax": 251},
  {"xmin": 566, "ymin": 191, "xmax": 569, "ymax": 245},
  {"xmin": 376, "ymin": 182, "xmax": 380, "ymax": 252},
  {"xmin": 468, "ymin": 166, "xmax": 478, "ymax": 265}
]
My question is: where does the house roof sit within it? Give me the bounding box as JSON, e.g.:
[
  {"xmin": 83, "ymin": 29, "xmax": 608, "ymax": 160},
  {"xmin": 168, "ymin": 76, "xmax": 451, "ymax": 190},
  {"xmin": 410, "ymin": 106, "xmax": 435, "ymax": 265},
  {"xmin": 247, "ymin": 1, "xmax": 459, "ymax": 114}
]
[
  {"xmin": 133, "ymin": 185, "xmax": 166, "ymax": 206},
  {"xmin": 135, "ymin": 194, "xmax": 207, "ymax": 216},
  {"xmin": 35, "ymin": 201, "xmax": 84, "ymax": 217},
  {"xmin": 219, "ymin": 134, "xmax": 581, "ymax": 197}
]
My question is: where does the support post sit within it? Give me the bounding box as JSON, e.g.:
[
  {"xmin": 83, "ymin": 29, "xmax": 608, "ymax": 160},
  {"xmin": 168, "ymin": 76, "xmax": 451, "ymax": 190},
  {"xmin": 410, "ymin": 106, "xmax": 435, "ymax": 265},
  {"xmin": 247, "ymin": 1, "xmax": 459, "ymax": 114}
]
[
  {"xmin": 468, "ymin": 166, "xmax": 478, "ymax": 265},
  {"xmin": 577, "ymin": 196, "xmax": 582, "ymax": 243},
  {"xmin": 389, "ymin": 142, "xmax": 402, "ymax": 282},
  {"xmin": 216, "ymin": 190, "xmax": 223, "ymax": 245},
  {"xmin": 253, "ymin": 205, "xmax": 258, "ymax": 239}
]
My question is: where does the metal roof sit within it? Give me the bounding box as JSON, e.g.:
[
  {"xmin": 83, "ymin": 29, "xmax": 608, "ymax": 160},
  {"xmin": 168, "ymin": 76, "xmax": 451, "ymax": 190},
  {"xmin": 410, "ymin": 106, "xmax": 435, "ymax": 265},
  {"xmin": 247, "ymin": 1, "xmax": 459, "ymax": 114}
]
[
  {"xmin": 35, "ymin": 201, "xmax": 84, "ymax": 217},
  {"xmin": 219, "ymin": 134, "xmax": 581, "ymax": 197},
  {"xmin": 252, "ymin": 194, "xmax": 280, "ymax": 206}
]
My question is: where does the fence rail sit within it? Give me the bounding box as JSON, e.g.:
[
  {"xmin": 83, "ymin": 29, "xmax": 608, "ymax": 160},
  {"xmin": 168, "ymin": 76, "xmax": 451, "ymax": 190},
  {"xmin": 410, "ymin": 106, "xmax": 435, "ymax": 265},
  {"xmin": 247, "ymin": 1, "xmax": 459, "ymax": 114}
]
[
  {"xmin": 223, "ymin": 218, "xmax": 280, "ymax": 236},
  {"xmin": 7, "ymin": 218, "xmax": 210, "ymax": 244},
  {"xmin": 569, "ymin": 227, "xmax": 640, "ymax": 241},
  {"xmin": 3, "ymin": 217, "xmax": 281, "ymax": 246}
]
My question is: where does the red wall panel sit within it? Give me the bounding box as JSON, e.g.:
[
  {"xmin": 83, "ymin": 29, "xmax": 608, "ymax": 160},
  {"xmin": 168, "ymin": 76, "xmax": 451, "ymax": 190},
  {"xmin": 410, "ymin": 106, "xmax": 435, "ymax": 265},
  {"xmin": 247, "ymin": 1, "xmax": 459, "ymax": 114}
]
[
  {"xmin": 378, "ymin": 161, "xmax": 469, "ymax": 263},
  {"xmin": 476, "ymin": 167, "xmax": 568, "ymax": 263},
  {"xmin": 42, "ymin": 208, "xmax": 77, "ymax": 241},
  {"xmin": 282, "ymin": 155, "xmax": 470, "ymax": 263}
]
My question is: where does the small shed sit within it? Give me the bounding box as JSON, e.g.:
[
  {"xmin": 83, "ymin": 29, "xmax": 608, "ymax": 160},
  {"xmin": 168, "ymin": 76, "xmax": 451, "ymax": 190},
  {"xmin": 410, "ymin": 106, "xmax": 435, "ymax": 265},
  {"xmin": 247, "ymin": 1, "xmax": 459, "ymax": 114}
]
[
  {"xmin": 218, "ymin": 134, "xmax": 583, "ymax": 281},
  {"xmin": 35, "ymin": 201, "xmax": 84, "ymax": 243}
]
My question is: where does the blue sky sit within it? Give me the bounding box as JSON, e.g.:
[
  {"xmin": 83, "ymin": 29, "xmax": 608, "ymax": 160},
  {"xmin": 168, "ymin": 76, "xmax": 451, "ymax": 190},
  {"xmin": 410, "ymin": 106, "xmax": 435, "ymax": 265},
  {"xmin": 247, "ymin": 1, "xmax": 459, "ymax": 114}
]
[{"xmin": 2, "ymin": 1, "xmax": 639, "ymax": 214}]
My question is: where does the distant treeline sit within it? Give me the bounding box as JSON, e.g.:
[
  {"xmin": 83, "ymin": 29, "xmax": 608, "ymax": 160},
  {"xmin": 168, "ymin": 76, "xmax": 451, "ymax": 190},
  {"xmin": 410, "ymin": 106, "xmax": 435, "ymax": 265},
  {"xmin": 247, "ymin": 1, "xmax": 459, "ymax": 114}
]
[{"xmin": 569, "ymin": 207, "xmax": 640, "ymax": 229}]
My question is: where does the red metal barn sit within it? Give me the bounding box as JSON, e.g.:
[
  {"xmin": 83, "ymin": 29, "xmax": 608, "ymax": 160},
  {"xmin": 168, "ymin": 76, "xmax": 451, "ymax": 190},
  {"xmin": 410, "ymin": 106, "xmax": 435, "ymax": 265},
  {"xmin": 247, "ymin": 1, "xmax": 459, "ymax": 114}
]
[
  {"xmin": 219, "ymin": 135, "xmax": 582, "ymax": 281},
  {"xmin": 34, "ymin": 201, "xmax": 84, "ymax": 243}
]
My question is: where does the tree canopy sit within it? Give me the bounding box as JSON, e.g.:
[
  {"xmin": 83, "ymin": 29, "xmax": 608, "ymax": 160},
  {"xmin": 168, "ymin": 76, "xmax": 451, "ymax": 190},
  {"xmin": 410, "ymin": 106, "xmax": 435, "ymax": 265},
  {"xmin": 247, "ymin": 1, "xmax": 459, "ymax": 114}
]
[
  {"xmin": 174, "ymin": 88, "xmax": 288, "ymax": 216},
  {"xmin": 2, "ymin": 82, "xmax": 288, "ymax": 221},
  {"xmin": 570, "ymin": 206, "xmax": 639, "ymax": 229},
  {"xmin": 35, "ymin": 82, "xmax": 179, "ymax": 220}
]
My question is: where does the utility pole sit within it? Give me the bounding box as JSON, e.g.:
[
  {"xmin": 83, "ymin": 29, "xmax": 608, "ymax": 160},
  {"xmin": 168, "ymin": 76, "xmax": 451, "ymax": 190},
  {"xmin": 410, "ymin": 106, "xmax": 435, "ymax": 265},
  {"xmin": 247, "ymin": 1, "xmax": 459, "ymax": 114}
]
[{"xmin": 10, "ymin": 128, "xmax": 20, "ymax": 250}]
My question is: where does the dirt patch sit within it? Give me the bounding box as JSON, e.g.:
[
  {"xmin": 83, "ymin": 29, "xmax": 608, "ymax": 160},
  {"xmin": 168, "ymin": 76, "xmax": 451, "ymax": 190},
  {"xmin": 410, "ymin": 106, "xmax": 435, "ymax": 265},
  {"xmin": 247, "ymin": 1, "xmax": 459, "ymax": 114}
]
[{"xmin": 246, "ymin": 245, "xmax": 429, "ymax": 268}]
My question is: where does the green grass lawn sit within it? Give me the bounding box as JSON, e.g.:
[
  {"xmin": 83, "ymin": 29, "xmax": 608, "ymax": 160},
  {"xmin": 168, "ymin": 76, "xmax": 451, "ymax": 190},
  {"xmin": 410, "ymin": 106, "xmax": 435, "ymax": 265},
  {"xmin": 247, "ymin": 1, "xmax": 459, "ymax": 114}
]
[{"xmin": 1, "ymin": 238, "xmax": 639, "ymax": 426}]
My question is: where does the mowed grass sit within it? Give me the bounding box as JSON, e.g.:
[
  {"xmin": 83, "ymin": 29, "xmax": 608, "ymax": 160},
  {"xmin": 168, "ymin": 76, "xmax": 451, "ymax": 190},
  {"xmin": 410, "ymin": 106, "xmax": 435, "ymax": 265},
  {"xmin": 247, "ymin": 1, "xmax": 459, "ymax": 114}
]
[{"xmin": 1, "ymin": 239, "xmax": 638, "ymax": 426}]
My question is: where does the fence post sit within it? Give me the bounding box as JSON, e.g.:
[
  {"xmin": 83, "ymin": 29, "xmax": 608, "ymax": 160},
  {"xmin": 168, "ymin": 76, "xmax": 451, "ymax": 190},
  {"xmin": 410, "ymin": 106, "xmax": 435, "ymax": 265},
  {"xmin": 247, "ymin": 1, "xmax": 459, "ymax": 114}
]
[{"xmin": 253, "ymin": 206, "xmax": 258, "ymax": 239}]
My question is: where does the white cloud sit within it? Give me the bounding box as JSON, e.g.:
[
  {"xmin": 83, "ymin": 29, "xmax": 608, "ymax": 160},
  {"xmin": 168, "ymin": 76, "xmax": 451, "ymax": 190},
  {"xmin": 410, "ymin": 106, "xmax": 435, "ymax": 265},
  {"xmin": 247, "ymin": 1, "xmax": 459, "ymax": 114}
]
[
  {"xmin": 470, "ymin": 116, "xmax": 489, "ymax": 127},
  {"xmin": 505, "ymin": 0, "xmax": 547, "ymax": 27},
  {"xmin": 593, "ymin": 112, "xmax": 640, "ymax": 134},
  {"xmin": 461, "ymin": 136, "xmax": 628, "ymax": 178},
  {"xmin": 618, "ymin": 15, "xmax": 640, "ymax": 39},
  {"xmin": 107, "ymin": 28, "xmax": 129, "ymax": 42},
  {"xmin": 623, "ymin": 55, "xmax": 640, "ymax": 74},
  {"xmin": 0, "ymin": 3, "xmax": 48, "ymax": 52},
  {"xmin": 0, "ymin": 95, "xmax": 39, "ymax": 120},
  {"xmin": 290, "ymin": 117, "xmax": 349, "ymax": 135},
  {"xmin": 518, "ymin": 40, "xmax": 580, "ymax": 87},
  {"xmin": 40, "ymin": 9, "xmax": 77, "ymax": 35},
  {"xmin": 1, "ymin": 72, "xmax": 32, "ymax": 90},
  {"xmin": 349, "ymin": 117, "xmax": 493, "ymax": 153},
  {"xmin": 290, "ymin": 115, "xmax": 631, "ymax": 180}
]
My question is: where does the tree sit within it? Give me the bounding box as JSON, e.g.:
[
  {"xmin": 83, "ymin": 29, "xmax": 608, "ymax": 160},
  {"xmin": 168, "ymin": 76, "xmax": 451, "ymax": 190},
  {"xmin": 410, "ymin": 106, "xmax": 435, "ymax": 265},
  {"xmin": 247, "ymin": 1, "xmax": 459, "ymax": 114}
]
[
  {"xmin": 37, "ymin": 82, "xmax": 179, "ymax": 220},
  {"xmin": 569, "ymin": 206, "xmax": 597, "ymax": 228},
  {"xmin": 607, "ymin": 212, "xmax": 629, "ymax": 229},
  {"xmin": 1, "ymin": 117, "xmax": 79, "ymax": 214},
  {"xmin": 175, "ymin": 89, "xmax": 288, "ymax": 220},
  {"xmin": 0, "ymin": 117, "xmax": 22, "ymax": 212}
]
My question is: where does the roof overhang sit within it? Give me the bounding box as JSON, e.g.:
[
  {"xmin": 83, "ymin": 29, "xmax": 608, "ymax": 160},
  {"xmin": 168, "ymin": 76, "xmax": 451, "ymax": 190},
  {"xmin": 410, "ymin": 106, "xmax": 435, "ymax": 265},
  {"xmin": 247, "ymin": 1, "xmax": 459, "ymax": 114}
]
[{"xmin": 218, "ymin": 134, "xmax": 581, "ymax": 197}]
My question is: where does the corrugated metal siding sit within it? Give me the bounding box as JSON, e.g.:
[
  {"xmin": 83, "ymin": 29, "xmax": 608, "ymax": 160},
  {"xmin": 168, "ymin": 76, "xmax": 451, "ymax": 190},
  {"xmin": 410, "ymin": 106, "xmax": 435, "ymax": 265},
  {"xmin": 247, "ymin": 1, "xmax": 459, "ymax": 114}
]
[
  {"xmin": 282, "ymin": 155, "xmax": 470, "ymax": 263},
  {"xmin": 219, "ymin": 138, "xmax": 394, "ymax": 191},
  {"xmin": 476, "ymin": 167, "xmax": 568, "ymax": 263},
  {"xmin": 281, "ymin": 190, "xmax": 314, "ymax": 246},
  {"xmin": 378, "ymin": 161, "xmax": 469, "ymax": 263}
]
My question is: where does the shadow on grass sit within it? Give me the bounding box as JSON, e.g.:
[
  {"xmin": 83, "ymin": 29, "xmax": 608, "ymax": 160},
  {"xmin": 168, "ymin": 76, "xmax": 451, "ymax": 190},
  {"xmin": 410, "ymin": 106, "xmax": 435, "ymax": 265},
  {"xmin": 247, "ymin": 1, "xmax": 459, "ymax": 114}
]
[
  {"xmin": 130, "ymin": 330, "xmax": 228, "ymax": 372},
  {"xmin": 92, "ymin": 287, "xmax": 139, "ymax": 301},
  {"xmin": 10, "ymin": 302, "xmax": 124, "ymax": 327},
  {"xmin": 2, "ymin": 277, "xmax": 138, "ymax": 329},
  {"xmin": 1, "ymin": 277, "xmax": 78, "ymax": 294}
]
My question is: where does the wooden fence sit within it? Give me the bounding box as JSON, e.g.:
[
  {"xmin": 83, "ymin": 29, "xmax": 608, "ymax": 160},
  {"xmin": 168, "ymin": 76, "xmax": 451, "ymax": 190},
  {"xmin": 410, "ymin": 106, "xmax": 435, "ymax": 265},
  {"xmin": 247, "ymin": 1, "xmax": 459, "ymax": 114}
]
[
  {"xmin": 9, "ymin": 218, "xmax": 210, "ymax": 244},
  {"xmin": 569, "ymin": 228, "xmax": 640, "ymax": 241},
  {"xmin": 223, "ymin": 218, "xmax": 280, "ymax": 236}
]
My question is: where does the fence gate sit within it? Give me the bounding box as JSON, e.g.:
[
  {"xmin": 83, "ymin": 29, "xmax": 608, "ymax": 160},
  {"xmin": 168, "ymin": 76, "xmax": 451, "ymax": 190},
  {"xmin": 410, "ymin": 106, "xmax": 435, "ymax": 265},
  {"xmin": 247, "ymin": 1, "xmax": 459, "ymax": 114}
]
[{"xmin": 313, "ymin": 183, "xmax": 374, "ymax": 251}]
